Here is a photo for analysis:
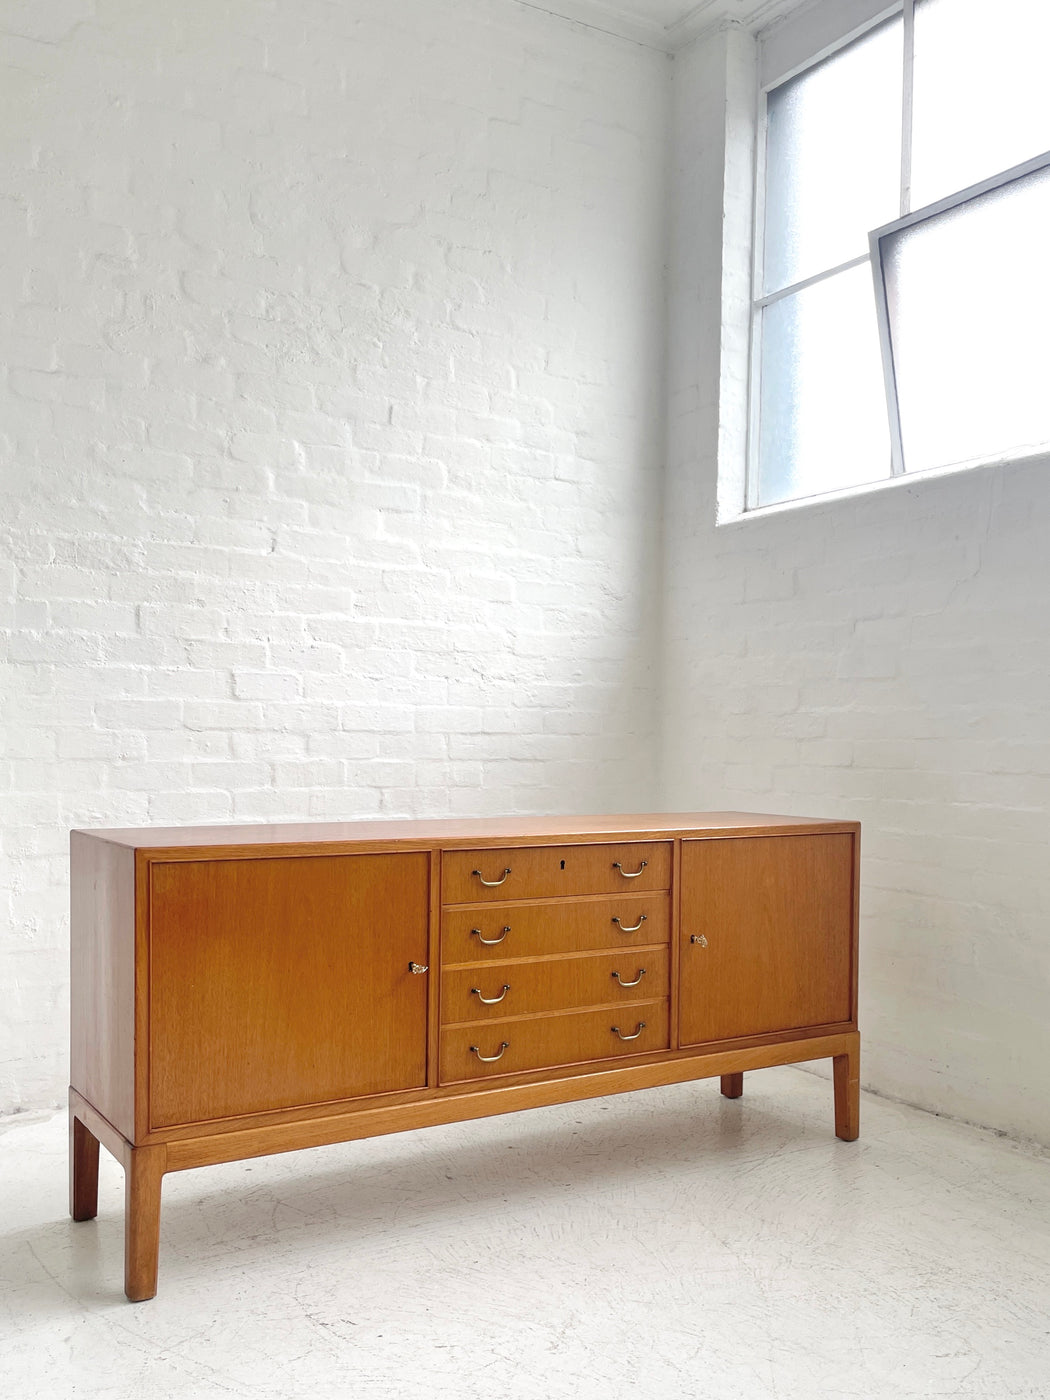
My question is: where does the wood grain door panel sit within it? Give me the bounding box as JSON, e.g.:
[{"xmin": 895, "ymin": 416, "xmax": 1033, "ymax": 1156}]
[
  {"xmin": 148, "ymin": 853, "xmax": 429, "ymax": 1128},
  {"xmin": 679, "ymin": 834, "xmax": 854, "ymax": 1046}
]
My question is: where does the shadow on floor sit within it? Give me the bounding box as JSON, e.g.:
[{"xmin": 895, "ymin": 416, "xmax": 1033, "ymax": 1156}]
[{"xmin": 5, "ymin": 1075, "xmax": 840, "ymax": 1315}]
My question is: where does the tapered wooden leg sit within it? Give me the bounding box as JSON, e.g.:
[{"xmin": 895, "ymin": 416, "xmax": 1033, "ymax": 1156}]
[
  {"xmin": 833, "ymin": 1046, "xmax": 860, "ymax": 1142},
  {"xmin": 69, "ymin": 1106, "xmax": 100, "ymax": 1221},
  {"xmin": 720, "ymin": 1073, "xmax": 744, "ymax": 1099},
  {"xmin": 124, "ymin": 1145, "xmax": 165, "ymax": 1302}
]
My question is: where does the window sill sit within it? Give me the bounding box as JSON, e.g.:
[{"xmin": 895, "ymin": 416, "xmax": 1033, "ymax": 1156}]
[{"xmin": 717, "ymin": 443, "xmax": 1050, "ymax": 527}]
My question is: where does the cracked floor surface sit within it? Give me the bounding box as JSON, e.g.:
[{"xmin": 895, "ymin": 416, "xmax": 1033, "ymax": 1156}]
[{"xmin": 1, "ymin": 1066, "xmax": 1048, "ymax": 1398}]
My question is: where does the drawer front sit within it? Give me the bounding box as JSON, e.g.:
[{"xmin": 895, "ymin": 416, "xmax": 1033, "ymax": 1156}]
[
  {"xmin": 441, "ymin": 894, "xmax": 670, "ymax": 964},
  {"xmin": 441, "ymin": 1000, "xmax": 669, "ymax": 1084},
  {"xmin": 441, "ymin": 947, "xmax": 670, "ymax": 1024},
  {"xmin": 441, "ymin": 842, "xmax": 671, "ymax": 904}
]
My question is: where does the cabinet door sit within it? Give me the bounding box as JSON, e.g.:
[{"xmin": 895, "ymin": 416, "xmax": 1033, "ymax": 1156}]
[
  {"xmin": 679, "ymin": 834, "xmax": 853, "ymax": 1047},
  {"xmin": 148, "ymin": 852, "xmax": 429, "ymax": 1128}
]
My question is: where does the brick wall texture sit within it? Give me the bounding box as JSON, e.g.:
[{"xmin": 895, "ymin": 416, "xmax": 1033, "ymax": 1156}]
[{"xmin": 0, "ymin": 0, "xmax": 668, "ymax": 1112}]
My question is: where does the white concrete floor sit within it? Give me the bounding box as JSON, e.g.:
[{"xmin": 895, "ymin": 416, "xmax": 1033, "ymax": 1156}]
[{"xmin": 1, "ymin": 1067, "xmax": 1048, "ymax": 1399}]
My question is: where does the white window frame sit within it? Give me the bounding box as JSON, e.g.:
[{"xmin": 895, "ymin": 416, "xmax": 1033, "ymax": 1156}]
[
  {"xmin": 746, "ymin": 2, "xmax": 905, "ymax": 512},
  {"xmin": 869, "ymin": 146, "xmax": 1050, "ymax": 476},
  {"xmin": 745, "ymin": 0, "xmax": 1050, "ymax": 513}
]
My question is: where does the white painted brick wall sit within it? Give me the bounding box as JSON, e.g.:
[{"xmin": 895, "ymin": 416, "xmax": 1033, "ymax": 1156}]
[
  {"xmin": 7, "ymin": 0, "xmax": 1048, "ymax": 1150},
  {"xmin": 0, "ymin": 0, "xmax": 668, "ymax": 1113},
  {"xmin": 663, "ymin": 23, "xmax": 1050, "ymax": 1146}
]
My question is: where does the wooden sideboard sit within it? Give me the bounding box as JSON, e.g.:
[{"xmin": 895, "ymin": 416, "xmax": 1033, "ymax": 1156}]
[{"xmin": 69, "ymin": 811, "xmax": 860, "ymax": 1301}]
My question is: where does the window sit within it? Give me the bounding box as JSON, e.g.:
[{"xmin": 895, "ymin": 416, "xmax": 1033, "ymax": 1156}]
[{"xmin": 749, "ymin": 0, "xmax": 1050, "ymax": 510}]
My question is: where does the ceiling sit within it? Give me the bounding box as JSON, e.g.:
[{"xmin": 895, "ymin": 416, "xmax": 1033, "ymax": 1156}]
[{"xmin": 521, "ymin": 0, "xmax": 809, "ymax": 48}]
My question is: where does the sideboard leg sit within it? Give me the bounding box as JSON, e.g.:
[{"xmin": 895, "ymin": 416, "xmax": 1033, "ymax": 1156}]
[
  {"xmin": 833, "ymin": 1047, "xmax": 860, "ymax": 1142},
  {"xmin": 720, "ymin": 1073, "xmax": 744, "ymax": 1099},
  {"xmin": 124, "ymin": 1145, "xmax": 165, "ymax": 1302},
  {"xmin": 69, "ymin": 1104, "xmax": 100, "ymax": 1221}
]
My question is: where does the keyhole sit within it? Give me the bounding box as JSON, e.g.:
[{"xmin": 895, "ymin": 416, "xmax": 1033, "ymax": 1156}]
[{"xmin": 560, "ymin": 859, "xmax": 565, "ymax": 870}]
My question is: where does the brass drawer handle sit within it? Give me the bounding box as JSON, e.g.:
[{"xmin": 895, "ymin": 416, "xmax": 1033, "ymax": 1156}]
[
  {"xmin": 471, "ymin": 925, "xmax": 511, "ymax": 945},
  {"xmin": 472, "ymin": 867, "xmax": 511, "ymax": 887},
  {"xmin": 469, "ymin": 1041, "xmax": 509, "ymax": 1062},
  {"xmin": 690, "ymin": 934, "xmax": 709, "ymax": 948},
  {"xmin": 470, "ymin": 983, "xmax": 510, "ymax": 1005},
  {"xmin": 612, "ymin": 914, "xmax": 647, "ymax": 932},
  {"xmin": 611, "ymin": 968, "xmax": 646, "ymax": 987},
  {"xmin": 408, "ymin": 961, "xmax": 429, "ymax": 974},
  {"xmin": 611, "ymin": 1022, "xmax": 647, "ymax": 1041},
  {"xmin": 613, "ymin": 860, "xmax": 648, "ymax": 879}
]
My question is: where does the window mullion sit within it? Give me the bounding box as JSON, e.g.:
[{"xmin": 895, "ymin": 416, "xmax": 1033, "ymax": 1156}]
[
  {"xmin": 901, "ymin": 0, "xmax": 915, "ymax": 215},
  {"xmin": 746, "ymin": 81, "xmax": 771, "ymax": 513}
]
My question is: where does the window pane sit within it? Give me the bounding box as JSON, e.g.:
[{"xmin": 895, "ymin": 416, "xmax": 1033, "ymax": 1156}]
[
  {"xmin": 881, "ymin": 163, "xmax": 1050, "ymax": 476},
  {"xmin": 756, "ymin": 263, "xmax": 891, "ymax": 506},
  {"xmin": 913, "ymin": 0, "xmax": 1050, "ymax": 207},
  {"xmin": 763, "ymin": 18, "xmax": 902, "ymax": 294}
]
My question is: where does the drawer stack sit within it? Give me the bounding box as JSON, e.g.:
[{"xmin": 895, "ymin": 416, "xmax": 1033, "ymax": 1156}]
[{"xmin": 439, "ymin": 842, "xmax": 672, "ymax": 1083}]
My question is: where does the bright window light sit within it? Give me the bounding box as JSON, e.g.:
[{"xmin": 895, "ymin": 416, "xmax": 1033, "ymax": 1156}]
[
  {"xmin": 763, "ymin": 19, "xmax": 902, "ymax": 294},
  {"xmin": 912, "ymin": 0, "xmax": 1050, "ymax": 207},
  {"xmin": 874, "ymin": 159, "xmax": 1050, "ymax": 476},
  {"xmin": 757, "ymin": 264, "xmax": 891, "ymax": 506},
  {"xmin": 747, "ymin": 0, "xmax": 1050, "ymax": 512}
]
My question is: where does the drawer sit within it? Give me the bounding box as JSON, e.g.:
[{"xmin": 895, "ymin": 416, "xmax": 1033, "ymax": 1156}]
[
  {"xmin": 441, "ymin": 842, "xmax": 671, "ymax": 904},
  {"xmin": 442, "ymin": 893, "xmax": 670, "ymax": 963},
  {"xmin": 441, "ymin": 947, "xmax": 670, "ymax": 1024},
  {"xmin": 440, "ymin": 1000, "xmax": 669, "ymax": 1084}
]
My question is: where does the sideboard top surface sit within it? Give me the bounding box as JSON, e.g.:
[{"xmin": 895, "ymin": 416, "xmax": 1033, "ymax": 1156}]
[{"xmin": 72, "ymin": 811, "xmax": 858, "ymax": 852}]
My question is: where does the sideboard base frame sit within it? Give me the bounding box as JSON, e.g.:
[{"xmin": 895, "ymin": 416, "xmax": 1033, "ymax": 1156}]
[{"xmin": 70, "ymin": 1029, "xmax": 859, "ymax": 1303}]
